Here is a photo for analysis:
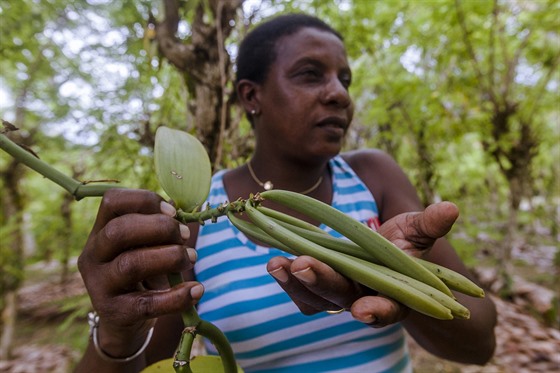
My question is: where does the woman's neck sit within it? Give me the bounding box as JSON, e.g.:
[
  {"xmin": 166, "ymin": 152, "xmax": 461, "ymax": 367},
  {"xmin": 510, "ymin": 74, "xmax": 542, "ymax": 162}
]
[{"xmin": 247, "ymin": 155, "xmax": 330, "ymax": 194}]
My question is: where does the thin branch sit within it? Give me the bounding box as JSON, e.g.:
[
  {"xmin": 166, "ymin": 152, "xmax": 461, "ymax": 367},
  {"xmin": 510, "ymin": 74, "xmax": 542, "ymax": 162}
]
[
  {"xmin": 523, "ymin": 53, "xmax": 560, "ymax": 121},
  {"xmin": 156, "ymin": 0, "xmax": 196, "ymax": 71},
  {"xmin": 489, "ymin": 0, "xmax": 497, "ymax": 99},
  {"xmin": 498, "ymin": 0, "xmax": 531, "ymax": 105},
  {"xmin": 213, "ymin": 0, "xmax": 228, "ymax": 170},
  {"xmin": 455, "ymin": 0, "xmax": 498, "ymax": 106},
  {"xmin": 496, "ymin": 1, "xmax": 511, "ymax": 99},
  {"xmin": 503, "ymin": 29, "xmax": 533, "ymax": 102}
]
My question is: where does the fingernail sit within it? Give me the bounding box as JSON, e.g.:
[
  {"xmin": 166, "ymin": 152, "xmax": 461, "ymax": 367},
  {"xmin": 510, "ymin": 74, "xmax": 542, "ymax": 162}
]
[
  {"xmin": 268, "ymin": 267, "xmax": 289, "ymax": 283},
  {"xmin": 160, "ymin": 201, "xmax": 177, "ymax": 217},
  {"xmin": 360, "ymin": 314, "xmax": 377, "ymax": 325},
  {"xmin": 186, "ymin": 248, "xmax": 197, "ymax": 263},
  {"xmin": 180, "ymin": 224, "xmax": 190, "ymax": 240},
  {"xmin": 190, "ymin": 284, "xmax": 204, "ymax": 300},
  {"xmin": 292, "ymin": 267, "xmax": 315, "ymax": 284}
]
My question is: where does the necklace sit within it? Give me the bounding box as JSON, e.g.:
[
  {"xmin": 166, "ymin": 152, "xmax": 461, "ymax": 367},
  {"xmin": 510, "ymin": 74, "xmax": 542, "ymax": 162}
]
[{"xmin": 247, "ymin": 161, "xmax": 324, "ymax": 195}]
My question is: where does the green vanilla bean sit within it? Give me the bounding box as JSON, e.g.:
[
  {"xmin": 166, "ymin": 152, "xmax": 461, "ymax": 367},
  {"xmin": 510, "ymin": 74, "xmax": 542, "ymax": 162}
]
[
  {"xmin": 264, "ymin": 215, "xmax": 374, "ymax": 261},
  {"xmin": 335, "ymin": 253, "xmax": 470, "ymax": 319},
  {"xmin": 227, "ymin": 212, "xmax": 298, "ymax": 256},
  {"xmin": 257, "ymin": 206, "xmax": 327, "ymax": 235},
  {"xmin": 415, "ymin": 258, "xmax": 485, "ymax": 298}
]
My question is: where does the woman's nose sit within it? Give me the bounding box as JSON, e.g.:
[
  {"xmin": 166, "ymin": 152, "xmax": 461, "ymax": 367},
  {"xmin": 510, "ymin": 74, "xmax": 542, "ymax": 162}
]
[{"xmin": 320, "ymin": 76, "xmax": 352, "ymax": 108}]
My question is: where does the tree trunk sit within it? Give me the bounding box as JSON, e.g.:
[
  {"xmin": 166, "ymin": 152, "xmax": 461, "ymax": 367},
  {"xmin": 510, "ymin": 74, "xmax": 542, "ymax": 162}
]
[
  {"xmin": 154, "ymin": 0, "xmax": 244, "ymax": 168},
  {"xmin": 0, "ymin": 291, "xmax": 17, "ymax": 360},
  {"xmin": 59, "ymin": 192, "xmax": 73, "ymax": 285},
  {"xmin": 455, "ymin": 0, "xmax": 550, "ymax": 292},
  {"xmin": 0, "ymin": 155, "xmax": 26, "ymax": 360},
  {"xmin": 489, "ymin": 117, "xmax": 537, "ymax": 296},
  {"xmin": 416, "ymin": 125, "xmax": 437, "ymax": 206},
  {"xmin": 58, "ymin": 166, "xmax": 82, "ymax": 285}
]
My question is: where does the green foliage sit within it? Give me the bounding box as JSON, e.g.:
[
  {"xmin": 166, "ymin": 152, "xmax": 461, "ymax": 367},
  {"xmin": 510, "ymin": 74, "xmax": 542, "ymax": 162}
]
[
  {"xmin": 447, "ymin": 237, "xmax": 481, "ymax": 268},
  {"xmin": 56, "ymin": 293, "xmax": 93, "ymax": 337}
]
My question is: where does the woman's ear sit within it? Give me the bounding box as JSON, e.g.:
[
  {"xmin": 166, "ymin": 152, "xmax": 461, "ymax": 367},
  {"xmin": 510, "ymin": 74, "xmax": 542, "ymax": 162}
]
[{"xmin": 236, "ymin": 79, "xmax": 260, "ymax": 114}]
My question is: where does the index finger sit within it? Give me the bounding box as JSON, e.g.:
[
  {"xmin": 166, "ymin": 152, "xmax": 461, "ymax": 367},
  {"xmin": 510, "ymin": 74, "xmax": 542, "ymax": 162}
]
[
  {"xmin": 290, "ymin": 256, "xmax": 365, "ymax": 310},
  {"xmin": 267, "ymin": 256, "xmax": 340, "ymax": 314},
  {"xmin": 90, "ymin": 189, "xmax": 168, "ymax": 235}
]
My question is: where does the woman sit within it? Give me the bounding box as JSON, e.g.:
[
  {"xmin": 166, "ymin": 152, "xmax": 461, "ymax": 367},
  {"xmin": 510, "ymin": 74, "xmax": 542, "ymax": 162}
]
[{"xmin": 75, "ymin": 14, "xmax": 496, "ymax": 373}]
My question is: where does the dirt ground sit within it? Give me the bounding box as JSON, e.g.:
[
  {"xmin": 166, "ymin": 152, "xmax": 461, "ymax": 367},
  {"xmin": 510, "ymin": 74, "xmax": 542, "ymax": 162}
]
[{"xmin": 407, "ymin": 295, "xmax": 560, "ymax": 373}]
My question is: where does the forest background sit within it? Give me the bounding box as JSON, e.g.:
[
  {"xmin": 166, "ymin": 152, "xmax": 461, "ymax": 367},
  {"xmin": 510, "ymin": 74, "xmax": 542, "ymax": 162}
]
[{"xmin": 0, "ymin": 0, "xmax": 558, "ymax": 372}]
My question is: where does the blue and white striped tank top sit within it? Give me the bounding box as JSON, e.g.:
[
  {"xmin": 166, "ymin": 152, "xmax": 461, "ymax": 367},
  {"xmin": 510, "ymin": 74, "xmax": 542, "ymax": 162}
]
[{"xmin": 194, "ymin": 155, "xmax": 412, "ymax": 373}]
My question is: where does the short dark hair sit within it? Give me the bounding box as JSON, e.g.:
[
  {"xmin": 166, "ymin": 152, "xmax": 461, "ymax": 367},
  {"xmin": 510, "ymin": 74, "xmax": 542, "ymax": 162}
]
[{"xmin": 236, "ymin": 13, "xmax": 343, "ymax": 85}]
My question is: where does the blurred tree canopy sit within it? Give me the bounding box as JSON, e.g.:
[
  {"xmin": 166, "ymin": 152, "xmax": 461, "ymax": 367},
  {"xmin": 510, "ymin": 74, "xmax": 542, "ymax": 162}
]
[{"xmin": 0, "ymin": 0, "xmax": 558, "ymax": 357}]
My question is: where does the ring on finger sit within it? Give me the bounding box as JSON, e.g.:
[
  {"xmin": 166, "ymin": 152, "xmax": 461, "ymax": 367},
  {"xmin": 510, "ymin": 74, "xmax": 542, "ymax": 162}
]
[{"xmin": 326, "ymin": 308, "xmax": 345, "ymax": 314}]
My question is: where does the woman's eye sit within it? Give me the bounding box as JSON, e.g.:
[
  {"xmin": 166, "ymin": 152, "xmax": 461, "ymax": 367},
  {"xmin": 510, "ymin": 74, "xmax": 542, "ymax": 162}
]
[
  {"xmin": 340, "ymin": 74, "xmax": 352, "ymax": 88},
  {"xmin": 300, "ymin": 69, "xmax": 320, "ymax": 78}
]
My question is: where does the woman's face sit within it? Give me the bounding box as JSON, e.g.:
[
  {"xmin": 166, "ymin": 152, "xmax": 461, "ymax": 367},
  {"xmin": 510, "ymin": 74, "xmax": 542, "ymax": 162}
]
[{"xmin": 255, "ymin": 27, "xmax": 354, "ymax": 162}]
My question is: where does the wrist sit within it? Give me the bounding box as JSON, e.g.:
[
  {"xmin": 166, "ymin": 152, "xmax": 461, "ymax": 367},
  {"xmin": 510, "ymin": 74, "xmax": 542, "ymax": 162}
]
[{"xmin": 88, "ymin": 311, "xmax": 154, "ymax": 362}]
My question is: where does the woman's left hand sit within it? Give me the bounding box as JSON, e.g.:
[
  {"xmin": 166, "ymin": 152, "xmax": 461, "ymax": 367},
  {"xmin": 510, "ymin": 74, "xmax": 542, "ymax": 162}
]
[{"xmin": 266, "ymin": 201, "xmax": 459, "ymax": 327}]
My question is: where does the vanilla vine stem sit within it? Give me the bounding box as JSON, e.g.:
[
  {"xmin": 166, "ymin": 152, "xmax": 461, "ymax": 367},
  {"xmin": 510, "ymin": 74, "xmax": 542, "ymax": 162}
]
[
  {"xmin": 0, "ymin": 130, "xmax": 248, "ymax": 222},
  {"xmin": 0, "ymin": 129, "xmax": 239, "ymax": 373},
  {"xmin": 0, "ymin": 130, "xmax": 117, "ymax": 199}
]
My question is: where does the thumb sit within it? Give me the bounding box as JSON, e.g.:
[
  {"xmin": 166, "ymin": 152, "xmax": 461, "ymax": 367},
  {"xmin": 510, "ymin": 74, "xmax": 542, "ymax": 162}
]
[
  {"xmin": 421, "ymin": 201, "xmax": 460, "ymax": 239},
  {"xmin": 377, "ymin": 202, "xmax": 459, "ymax": 254}
]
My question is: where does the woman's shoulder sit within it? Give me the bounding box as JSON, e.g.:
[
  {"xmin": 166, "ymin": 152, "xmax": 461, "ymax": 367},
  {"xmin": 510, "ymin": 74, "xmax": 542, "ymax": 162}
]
[
  {"xmin": 340, "ymin": 149, "xmax": 420, "ymax": 219},
  {"xmin": 340, "ymin": 148, "xmax": 400, "ymax": 175}
]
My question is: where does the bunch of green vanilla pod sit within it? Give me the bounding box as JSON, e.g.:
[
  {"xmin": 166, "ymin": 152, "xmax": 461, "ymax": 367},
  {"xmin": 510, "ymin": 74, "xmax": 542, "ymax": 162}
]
[
  {"xmin": 155, "ymin": 126, "xmax": 485, "ymax": 323},
  {"xmin": 229, "ymin": 192, "xmax": 484, "ymax": 321}
]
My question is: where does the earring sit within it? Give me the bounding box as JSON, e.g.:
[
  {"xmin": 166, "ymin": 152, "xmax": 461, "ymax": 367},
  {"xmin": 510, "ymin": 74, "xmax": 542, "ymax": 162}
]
[{"xmin": 250, "ymin": 109, "xmax": 257, "ymax": 115}]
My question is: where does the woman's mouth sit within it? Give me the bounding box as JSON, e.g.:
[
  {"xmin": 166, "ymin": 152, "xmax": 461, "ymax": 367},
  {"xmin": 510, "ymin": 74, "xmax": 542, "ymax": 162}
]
[{"xmin": 316, "ymin": 116, "xmax": 348, "ymax": 137}]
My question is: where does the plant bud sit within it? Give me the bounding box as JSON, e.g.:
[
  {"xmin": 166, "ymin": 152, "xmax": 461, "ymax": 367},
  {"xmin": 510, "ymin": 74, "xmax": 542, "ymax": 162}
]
[{"xmin": 154, "ymin": 126, "xmax": 211, "ymax": 211}]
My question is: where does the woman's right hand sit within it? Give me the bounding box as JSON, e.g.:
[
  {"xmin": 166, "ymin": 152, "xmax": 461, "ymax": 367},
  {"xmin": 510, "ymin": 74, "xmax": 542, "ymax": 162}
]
[{"xmin": 77, "ymin": 188, "xmax": 202, "ymax": 358}]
